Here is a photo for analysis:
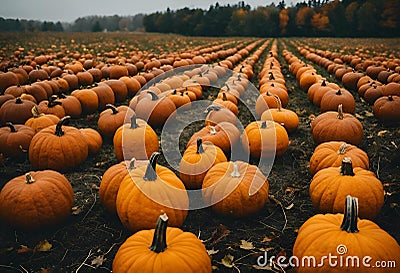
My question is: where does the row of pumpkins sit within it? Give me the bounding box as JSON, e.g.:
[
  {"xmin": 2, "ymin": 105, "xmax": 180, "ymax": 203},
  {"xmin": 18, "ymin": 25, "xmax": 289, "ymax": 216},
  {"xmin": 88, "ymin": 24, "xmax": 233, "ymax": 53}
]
[
  {"xmin": 1, "ymin": 39, "xmax": 399, "ymax": 272},
  {"xmin": 293, "ymin": 41, "xmax": 400, "ymax": 124},
  {"xmin": 282, "ymin": 45, "xmax": 399, "ymax": 272}
]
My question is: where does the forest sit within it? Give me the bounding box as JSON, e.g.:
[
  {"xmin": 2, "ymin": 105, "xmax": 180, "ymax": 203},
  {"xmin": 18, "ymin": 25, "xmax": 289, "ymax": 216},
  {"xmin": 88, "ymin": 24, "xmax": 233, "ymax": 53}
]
[{"xmin": 0, "ymin": 0, "xmax": 399, "ymax": 37}]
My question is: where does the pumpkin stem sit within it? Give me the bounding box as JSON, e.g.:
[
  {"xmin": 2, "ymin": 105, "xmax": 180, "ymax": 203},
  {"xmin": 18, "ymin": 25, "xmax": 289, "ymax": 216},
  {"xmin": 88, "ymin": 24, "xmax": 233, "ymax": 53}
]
[
  {"xmin": 260, "ymin": 121, "xmax": 267, "ymax": 129},
  {"xmin": 106, "ymin": 104, "xmax": 118, "ymax": 114},
  {"xmin": 205, "ymin": 104, "xmax": 221, "ymax": 114},
  {"xmin": 196, "ymin": 138, "xmax": 204, "ymax": 154},
  {"xmin": 340, "ymin": 195, "xmax": 359, "ymax": 233},
  {"xmin": 143, "ymin": 152, "xmax": 160, "ymax": 181},
  {"xmin": 222, "ymin": 92, "xmax": 228, "ymax": 101},
  {"xmin": 48, "ymin": 95, "xmax": 62, "ymax": 107},
  {"xmin": 148, "ymin": 91, "xmax": 159, "ymax": 101},
  {"xmin": 340, "ymin": 157, "xmax": 354, "ymax": 176},
  {"xmin": 128, "ymin": 158, "xmax": 136, "ymax": 170},
  {"xmin": 231, "ymin": 162, "xmax": 241, "ymax": 178},
  {"xmin": 55, "ymin": 116, "xmax": 71, "ymax": 137},
  {"xmin": 273, "ymin": 94, "xmax": 282, "ymax": 112},
  {"xmin": 337, "ymin": 104, "xmax": 344, "ymax": 120},
  {"xmin": 388, "ymin": 95, "xmax": 393, "ymax": 101},
  {"xmin": 15, "ymin": 97, "xmax": 23, "ymax": 104},
  {"xmin": 336, "ymin": 89, "xmax": 342, "ymax": 95},
  {"xmin": 269, "ymin": 72, "xmax": 275, "ymax": 81},
  {"xmin": 25, "ymin": 173, "xmax": 35, "ymax": 184},
  {"xmin": 31, "ymin": 105, "xmax": 44, "ymax": 118},
  {"xmin": 321, "ymin": 79, "xmax": 327, "ymax": 86},
  {"xmin": 337, "ymin": 143, "xmax": 348, "ymax": 155},
  {"xmin": 5, "ymin": 122, "xmax": 17, "ymax": 132},
  {"xmin": 58, "ymin": 93, "xmax": 67, "ymax": 99},
  {"xmin": 149, "ymin": 213, "xmax": 168, "ymax": 253},
  {"xmin": 130, "ymin": 114, "xmax": 139, "ymax": 129},
  {"xmin": 209, "ymin": 126, "xmax": 217, "ymax": 135}
]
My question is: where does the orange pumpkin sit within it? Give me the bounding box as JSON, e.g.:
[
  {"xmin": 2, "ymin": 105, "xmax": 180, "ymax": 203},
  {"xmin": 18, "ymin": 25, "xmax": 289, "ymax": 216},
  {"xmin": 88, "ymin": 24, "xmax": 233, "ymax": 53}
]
[
  {"xmin": 113, "ymin": 113, "xmax": 159, "ymax": 161},
  {"xmin": 112, "ymin": 213, "xmax": 211, "ymax": 273},
  {"xmin": 309, "ymin": 141, "xmax": 369, "ymax": 176},
  {"xmin": 116, "ymin": 153, "xmax": 189, "ymax": 231},
  {"xmin": 29, "ymin": 116, "xmax": 88, "ymax": 172},
  {"xmin": 293, "ymin": 196, "xmax": 400, "ymax": 273},
  {"xmin": 0, "ymin": 170, "xmax": 74, "ymax": 229},
  {"xmin": 98, "ymin": 104, "xmax": 130, "ymax": 139},
  {"xmin": 310, "ymin": 158, "xmax": 384, "ymax": 219},
  {"xmin": 179, "ymin": 138, "xmax": 227, "ymax": 190},
  {"xmin": 0, "ymin": 122, "xmax": 35, "ymax": 160},
  {"xmin": 241, "ymin": 120, "xmax": 289, "ymax": 158},
  {"xmin": 202, "ymin": 161, "xmax": 269, "ymax": 218}
]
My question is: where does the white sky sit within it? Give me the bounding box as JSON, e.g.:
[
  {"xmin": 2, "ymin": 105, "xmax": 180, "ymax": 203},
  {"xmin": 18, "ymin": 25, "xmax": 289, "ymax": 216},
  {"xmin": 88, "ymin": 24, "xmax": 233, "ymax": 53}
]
[{"xmin": 0, "ymin": 0, "xmax": 301, "ymax": 22}]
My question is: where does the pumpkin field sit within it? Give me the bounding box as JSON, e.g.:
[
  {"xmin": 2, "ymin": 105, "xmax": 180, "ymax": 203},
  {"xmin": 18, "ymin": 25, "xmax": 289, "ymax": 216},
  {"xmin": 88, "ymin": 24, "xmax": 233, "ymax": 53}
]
[{"xmin": 0, "ymin": 32, "xmax": 399, "ymax": 272}]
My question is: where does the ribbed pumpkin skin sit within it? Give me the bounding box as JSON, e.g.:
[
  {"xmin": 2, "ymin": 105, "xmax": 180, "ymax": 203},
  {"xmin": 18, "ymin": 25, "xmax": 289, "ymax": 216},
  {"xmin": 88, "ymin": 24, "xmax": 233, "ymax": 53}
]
[
  {"xmin": 0, "ymin": 170, "xmax": 74, "ymax": 229},
  {"xmin": 80, "ymin": 128, "xmax": 102, "ymax": 155},
  {"xmin": 241, "ymin": 120, "xmax": 289, "ymax": 158},
  {"xmin": 112, "ymin": 227, "xmax": 212, "ymax": 273},
  {"xmin": 202, "ymin": 161, "xmax": 269, "ymax": 218},
  {"xmin": 310, "ymin": 166, "xmax": 384, "ymax": 219},
  {"xmin": 113, "ymin": 118, "xmax": 159, "ymax": 161},
  {"xmin": 28, "ymin": 124, "xmax": 88, "ymax": 172},
  {"xmin": 116, "ymin": 165, "xmax": 189, "ymax": 232},
  {"xmin": 311, "ymin": 110, "xmax": 363, "ymax": 145},
  {"xmin": 309, "ymin": 141, "xmax": 369, "ymax": 176},
  {"xmin": 179, "ymin": 142, "xmax": 227, "ymax": 189},
  {"xmin": 293, "ymin": 213, "xmax": 400, "ymax": 273},
  {"xmin": 0, "ymin": 124, "xmax": 35, "ymax": 160}
]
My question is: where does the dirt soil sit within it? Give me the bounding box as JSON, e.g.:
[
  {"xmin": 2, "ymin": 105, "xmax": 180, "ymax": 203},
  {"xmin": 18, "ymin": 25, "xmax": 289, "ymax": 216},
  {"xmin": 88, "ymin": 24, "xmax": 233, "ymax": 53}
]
[{"xmin": 0, "ymin": 37, "xmax": 399, "ymax": 273}]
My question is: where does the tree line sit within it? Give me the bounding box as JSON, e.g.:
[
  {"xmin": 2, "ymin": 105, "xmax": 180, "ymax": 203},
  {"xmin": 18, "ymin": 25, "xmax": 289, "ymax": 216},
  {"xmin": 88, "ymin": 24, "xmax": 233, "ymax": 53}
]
[
  {"xmin": 143, "ymin": 0, "xmax": 400, "ymax": 37},
  {"xmin": 0, "ymin": 0, "xmax": 399, "ymax": 37}
]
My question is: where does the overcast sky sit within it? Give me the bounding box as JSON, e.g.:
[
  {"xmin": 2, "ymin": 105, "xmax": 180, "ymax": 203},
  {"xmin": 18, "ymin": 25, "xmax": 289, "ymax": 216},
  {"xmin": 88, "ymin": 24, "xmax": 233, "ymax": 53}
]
[{"xmin": 1, "ymin": 0, "xmax": 301, "ymax": 22}]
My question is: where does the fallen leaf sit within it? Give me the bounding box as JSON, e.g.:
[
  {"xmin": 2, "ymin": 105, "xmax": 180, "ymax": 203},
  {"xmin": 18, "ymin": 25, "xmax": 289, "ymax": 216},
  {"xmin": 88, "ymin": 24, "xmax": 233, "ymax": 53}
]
[
  {"xmin": 72, "ymin": 206, "xmax": 82, "ymax": 215},
  {"xmin": 253, "ymin": 264, "xmax": 273, "ymax": 270},
  {"xmin": 355, "ymin": 113, "xmax": 364, "ymax": 120},
  {"xmin": 91, "ymin": 255, "xmax": 105, "ymax": 268},
  {"xmin": 35, "ymin": 240, "xmax": 52, "ymax": 252},
  {"xmin": 207, "ymin": 248, "xmax": 219, "ymax": 255},
  {"xmin": 259, "ymin": 247, "xmax": 274, "ymax": 252},
  {"xmin": 378, "ymin": 130, "xmax": 388, "ymax": 137},
  {"xmin": 221, "ymin": 254, "xmax": 234, "ymax": 268},
  {"xmin": 261, "ymin": 236, "xmax": 272, "ymax": 243},
  {"xmin": 364, "ymin": 111, "xmax": 374, "ymax": 117},
  {"xmin": 17, "ymin": 245, "xmax": 32, "ymax": 254},
  {"xmin": 240, "ymin": 239, "xmax": 255, "ymax": 250},
  {"xmin": 205, "ymin": 224, "xmax": 230, "ymax": 247}
]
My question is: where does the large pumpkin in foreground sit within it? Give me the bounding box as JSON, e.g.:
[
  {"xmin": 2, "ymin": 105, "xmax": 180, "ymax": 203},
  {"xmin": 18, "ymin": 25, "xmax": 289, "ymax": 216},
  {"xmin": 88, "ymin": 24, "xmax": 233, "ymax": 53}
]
[
  {"xmin": 112, "ymin": 213, "xmax": 211, "ymax": 273},
  {"xmin": 0, "ymin": 170, "xmax": 74, "ymax": 229},
  {"xmin": 293, "ymin": 196, "xmax": 400, "ymax": 273}
]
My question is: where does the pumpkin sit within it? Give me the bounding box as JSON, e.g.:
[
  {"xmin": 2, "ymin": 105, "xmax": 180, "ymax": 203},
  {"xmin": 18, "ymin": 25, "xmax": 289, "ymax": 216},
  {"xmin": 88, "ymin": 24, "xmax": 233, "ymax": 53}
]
[
  {"xmin": 255, "ymin": 92, "xmax": 281, "ymax": 118},
  {"xmin": 311, "ymin": 104, "xmax": 363, "ymax": 145},
  {"xmin": 310, "ymin": 158, "xmax": 384, "ymax": 219},
  {"xmin": 37, "ymin": 95, "xmax": 66, "ymax": 118},
  {"xmin": 71, "ymin": 88, "xmax": 99, "ymax": 115},
  {"xmin": 293, "ymin": 195, "xmax": 400, "ymax": 273},
  {"xmin": 372, "ymin": 95, "xmax": 400, "ymax": 125},
  {"xmin": 25, "ymin": 105, "xmax": 60, "ymax": 133},
  {"xmin": 57, "ymin": 93, "xmax": 82, "ymax": 118},
  {"xmin": 29, "ymin": 116, "xmax": 89, "ymax": 172},
  {"xmin": 241, "ymin": 120, "xmax": 289, "ymax": 158},
  {"xmin": 212, "ymin": 92, "xmax": 239, "ymax": 116},
  {"xmin": 186, "ymin": 122, "xmax": 240, "ymax": 154},
  {"xmin": 92, "ymin": 82, "xmax": 115, "ymax": 111},
  {"xmin": 0, "ymin": 97, "xmax": 36, "ymax": 125},
  {"xmin": 309, "ymin": 141, "xmax": 369, "ymax": 176},
  {"xmin": 260, "ymin": 95, "xmax": 299, "ymax": 133},
  {"xmin": 0, "ymin": 170, "xmax": 74, "ymax": 229},
  {"xmin": 166, "ymin": 89, "xmax": 191, "ymax": 111},
  {"xmin": 319, "ymin": 89, "xmax": 356, "ymax": 114},
  {"xmin": 113, "ymin": 113, "xmax": 159, "ymax": 161},
  {"xmin": 202, "ymin": 161, "xmax": 269, "ymax": 218},
  {"xmin": 308, "ymin": 80, "xmax": 339, "ymax": 106},
  {"xmin": 204, "ymin": 104, "xmax": 237, "ymax": 126},
  {"xmin": 100, "ymin": 158, "xmax": 148, "ymax": 214},
  {"xmin": 98, "ymin": 104, "xmax": 130, "ymax": 139},
  {"xmin": 116, "ymin": 153, "xmax": 189, "ymax": 231},
  {"xmin": 0, "ymin": 71, "xmax": 19, "ymax": 93},
  {"xmin": 112, "ymin": 213, "xmax": 211, "ymax": 273},
  {"xmin": 80, "ymin": 128, "xmax": 102, "ymax": 155},
  {"xmin": 342, "ymin": 70, "xmax": 364, "ymax": 91},
  {"xmin": 0, "ymin": 122, "xmax": 35, "ymax": 160},
  {"xmin": 134, "ymin": 91, "xmax": 176, "ymax": 129},
  {"xmin": 179, "ymin": 138, "xmax": 227, "ymax": 190},
  {"xmin": 103, "ymin": 79, "xmax": 128, "ymax": 103}
]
